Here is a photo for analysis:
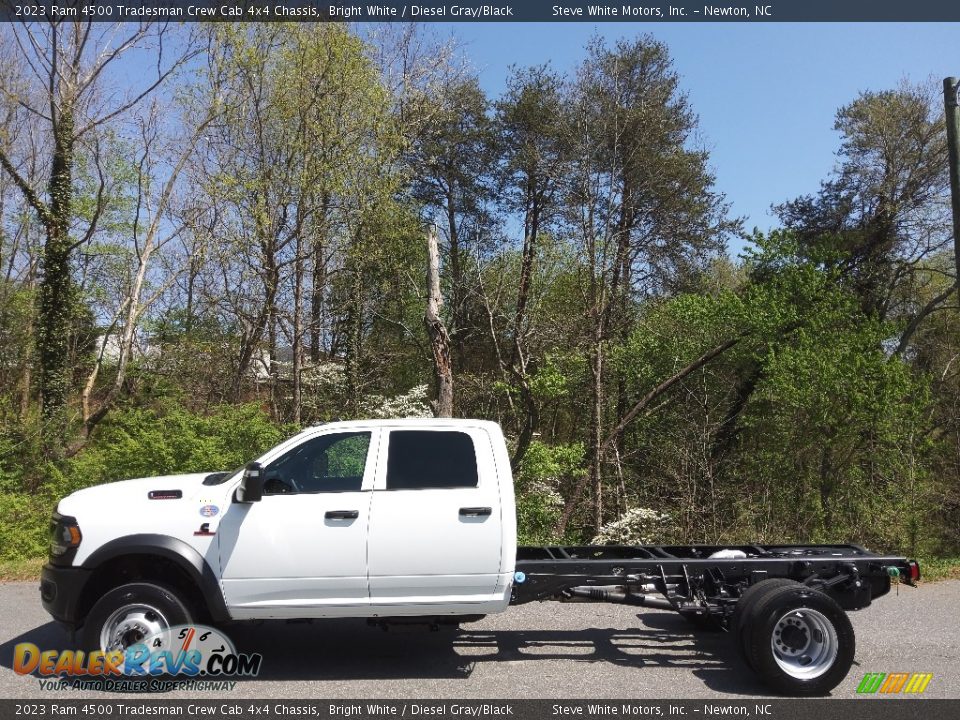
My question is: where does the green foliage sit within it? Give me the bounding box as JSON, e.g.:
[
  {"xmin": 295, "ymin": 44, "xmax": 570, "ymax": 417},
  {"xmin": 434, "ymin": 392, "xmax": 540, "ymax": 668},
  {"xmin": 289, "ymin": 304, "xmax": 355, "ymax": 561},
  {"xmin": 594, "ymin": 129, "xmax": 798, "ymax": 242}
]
[
  {"xmin": 0, "ymin": 558, "xmax": 45, "ymax": 583},
  {"xmin": 0, "ymin": 408, "xmax": 66, "ymax": 561},
  {"xmin": 915, "ymin": 556, "xmax": 960, "ymax": 582},
  {"xmin": 515, "ymin": 441, "xmax": 584, "ymax": 544},
  {"xmin": 0, "ymin": 284, "xmax": 35, "ymax": 399},
  {"xmin": 609, "ymin": 233, "xmax": 938, "ymax": 552},
  {"xmin": 53, "ymin": 403, "xmax": 288, "ymax": 495},
  {"xmin": 529, "ymin": 356, "xmax": 574, "ymax": 400},
  {"xmin": 0, "ymin": 493, "xmax": 53, "ymax": 561},
  {"xmin": 736, "ymin": 310, "xmax": 932, "ymax": 553},
  {"xmin": 0, "ymin": 402, "xmax": 288, "ymax": 561},
  {"xmin": 325, "ymin": 434, "xmax": 370, "ymax": 477}
]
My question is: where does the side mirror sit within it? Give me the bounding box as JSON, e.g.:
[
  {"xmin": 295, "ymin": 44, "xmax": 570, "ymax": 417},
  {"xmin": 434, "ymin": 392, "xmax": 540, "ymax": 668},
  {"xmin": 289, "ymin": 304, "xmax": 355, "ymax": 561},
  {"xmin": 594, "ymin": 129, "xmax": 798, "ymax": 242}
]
[{"xmin": 236, "ymin": 462, "xmax": 264, "ymax": 503}]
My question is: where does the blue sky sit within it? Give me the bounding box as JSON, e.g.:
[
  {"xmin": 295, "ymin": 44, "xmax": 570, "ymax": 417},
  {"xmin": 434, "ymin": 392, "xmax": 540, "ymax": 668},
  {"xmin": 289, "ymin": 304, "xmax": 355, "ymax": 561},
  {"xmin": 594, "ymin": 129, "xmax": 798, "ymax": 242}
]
[{"xmin": 430, "ymin": 22, "xmax": 960, "ymax": 253}]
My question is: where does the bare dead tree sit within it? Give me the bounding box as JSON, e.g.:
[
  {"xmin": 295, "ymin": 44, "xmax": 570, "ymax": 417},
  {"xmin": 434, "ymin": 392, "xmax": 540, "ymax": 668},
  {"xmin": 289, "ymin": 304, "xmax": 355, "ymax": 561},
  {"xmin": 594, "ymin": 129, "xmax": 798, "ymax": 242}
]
[
  {"xmin": 75, "ymin": 98, "xmax": 217, "ymax": 446},
  {"xmin": 424, "ymin": 224, "xmax": 453, "ymax": 417}
]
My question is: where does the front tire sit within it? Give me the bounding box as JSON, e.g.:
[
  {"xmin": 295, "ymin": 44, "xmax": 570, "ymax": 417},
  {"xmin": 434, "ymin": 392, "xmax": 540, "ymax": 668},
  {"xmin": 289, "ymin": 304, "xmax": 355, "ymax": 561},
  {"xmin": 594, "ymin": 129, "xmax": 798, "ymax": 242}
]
[
  {"xmin": 741, "ymin": 584, "xmax": 855, "ymax": 696},
  {"xmin": 81, "ymin": 582, "xmax": 193, "ymax": 654}
]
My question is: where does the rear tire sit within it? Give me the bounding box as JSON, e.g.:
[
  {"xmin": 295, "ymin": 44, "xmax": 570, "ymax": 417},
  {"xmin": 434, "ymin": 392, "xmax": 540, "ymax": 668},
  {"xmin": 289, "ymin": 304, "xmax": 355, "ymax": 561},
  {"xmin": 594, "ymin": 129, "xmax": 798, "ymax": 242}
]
[
  {"xmin": 81, "ymin": 582, "xmax": 193, "ymax": 654},
  {"xmin": 733, "ymin": 578, "xmax": 801, "ymax": 668},
  {"xmin": 741, "ymin": 584, "xmax": 855, "ymax": 696}
]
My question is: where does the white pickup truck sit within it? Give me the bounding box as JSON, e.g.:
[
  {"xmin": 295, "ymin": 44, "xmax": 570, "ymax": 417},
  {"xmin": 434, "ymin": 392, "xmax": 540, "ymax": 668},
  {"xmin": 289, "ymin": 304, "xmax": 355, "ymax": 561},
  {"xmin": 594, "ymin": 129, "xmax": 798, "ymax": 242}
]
[{"xmin": 41, "ymin": 418, "xmax": 918, "ymax": 696}]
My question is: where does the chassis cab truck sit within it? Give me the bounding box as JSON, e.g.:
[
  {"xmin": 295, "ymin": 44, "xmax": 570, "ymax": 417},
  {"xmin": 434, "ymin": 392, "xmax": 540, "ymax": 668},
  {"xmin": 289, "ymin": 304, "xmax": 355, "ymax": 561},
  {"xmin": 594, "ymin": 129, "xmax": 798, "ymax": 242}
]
[{"xmin": 41, "ymin": 419, "xmax": 919, "ymax": 696}]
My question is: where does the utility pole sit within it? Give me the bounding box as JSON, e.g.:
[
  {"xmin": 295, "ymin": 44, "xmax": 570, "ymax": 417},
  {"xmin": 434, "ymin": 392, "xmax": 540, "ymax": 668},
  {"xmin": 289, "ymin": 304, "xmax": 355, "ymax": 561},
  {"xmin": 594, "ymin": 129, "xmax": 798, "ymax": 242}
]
[{"xmin": 945, "ymin": 77, "xmax": 960, "ymax": 289}]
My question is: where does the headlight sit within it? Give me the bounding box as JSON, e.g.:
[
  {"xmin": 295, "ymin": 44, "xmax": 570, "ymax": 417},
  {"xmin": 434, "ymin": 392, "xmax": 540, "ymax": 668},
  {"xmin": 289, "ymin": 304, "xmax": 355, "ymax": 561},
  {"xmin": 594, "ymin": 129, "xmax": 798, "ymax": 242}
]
[{"xmin": 49, "ymin": 512, "xmax": 82, "ymax": 559}]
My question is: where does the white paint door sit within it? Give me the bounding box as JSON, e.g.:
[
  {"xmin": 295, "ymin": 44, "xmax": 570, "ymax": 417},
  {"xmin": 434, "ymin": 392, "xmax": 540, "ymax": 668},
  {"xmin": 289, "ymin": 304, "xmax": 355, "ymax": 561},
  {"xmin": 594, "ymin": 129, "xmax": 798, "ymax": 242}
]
[
  {"xmin": 367, "ymin": 427, "xmax": 503, "ymax": 606},
  {"xmin": 218, "ymin": 431, "xmax": 376, "ymax": 616}
]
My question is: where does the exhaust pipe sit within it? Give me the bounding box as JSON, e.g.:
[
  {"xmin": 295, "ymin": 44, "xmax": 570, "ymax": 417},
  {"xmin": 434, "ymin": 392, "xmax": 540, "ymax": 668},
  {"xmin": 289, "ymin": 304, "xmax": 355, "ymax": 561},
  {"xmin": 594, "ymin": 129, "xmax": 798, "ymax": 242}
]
[{"xmin": 564, "ymin": 586, "xmax": 676, "ymax": 610}]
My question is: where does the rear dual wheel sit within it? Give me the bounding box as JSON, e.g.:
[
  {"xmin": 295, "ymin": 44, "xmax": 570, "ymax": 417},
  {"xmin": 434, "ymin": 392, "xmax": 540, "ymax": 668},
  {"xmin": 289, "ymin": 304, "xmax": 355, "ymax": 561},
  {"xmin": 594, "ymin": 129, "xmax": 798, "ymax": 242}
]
[
  {"xmin": 732, "ymin": 578, "xmax": 801, "ymax": 667},
  {"xmin": 735, "ymin": 580, "xmax": 854, "ymax": 696}
]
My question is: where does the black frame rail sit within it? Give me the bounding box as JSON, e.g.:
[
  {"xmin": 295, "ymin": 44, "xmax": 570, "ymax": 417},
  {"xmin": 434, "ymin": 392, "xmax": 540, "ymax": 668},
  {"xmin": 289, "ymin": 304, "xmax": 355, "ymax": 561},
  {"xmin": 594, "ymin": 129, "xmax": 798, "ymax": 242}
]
[{"xmin": 511, "ymin": 543, "xmax": 918, "ymax": 610}]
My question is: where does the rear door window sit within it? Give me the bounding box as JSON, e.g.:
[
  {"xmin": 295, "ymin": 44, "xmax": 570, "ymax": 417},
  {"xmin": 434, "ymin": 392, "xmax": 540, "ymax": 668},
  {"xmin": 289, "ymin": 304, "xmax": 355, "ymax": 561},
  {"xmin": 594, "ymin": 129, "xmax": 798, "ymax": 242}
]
[{"xmin": 386, "ymin": 430, "xmax": 478, "ymax": 490}]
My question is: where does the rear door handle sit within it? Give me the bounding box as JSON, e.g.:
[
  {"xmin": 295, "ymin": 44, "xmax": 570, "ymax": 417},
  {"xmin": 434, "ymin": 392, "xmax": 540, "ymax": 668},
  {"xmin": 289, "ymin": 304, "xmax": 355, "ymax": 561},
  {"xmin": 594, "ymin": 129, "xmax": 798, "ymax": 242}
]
[
  {"xmin": 459, "ymin": 507, "xmax": 492, "ymax": 517},
  {"xmin": 325, "ymin": 510, "xmax": 359, "ymax": 520}
]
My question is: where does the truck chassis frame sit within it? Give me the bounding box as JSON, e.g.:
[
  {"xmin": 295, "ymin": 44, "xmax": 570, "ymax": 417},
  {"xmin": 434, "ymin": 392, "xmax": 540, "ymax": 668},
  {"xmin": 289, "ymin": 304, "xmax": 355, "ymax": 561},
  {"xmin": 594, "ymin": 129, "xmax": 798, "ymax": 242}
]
[
  {"xmin": 513, "ymin": 543, "xmax": 916, "ymax": 620},
  {"xmin": 511, "ymin": 543, "xmax": 918, "ymax": 694}
]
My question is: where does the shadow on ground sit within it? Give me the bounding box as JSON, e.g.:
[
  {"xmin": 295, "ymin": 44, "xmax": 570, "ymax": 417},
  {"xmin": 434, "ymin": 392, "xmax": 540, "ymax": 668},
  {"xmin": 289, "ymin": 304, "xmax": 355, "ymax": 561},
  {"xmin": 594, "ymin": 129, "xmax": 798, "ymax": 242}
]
[{"xmin": 0, "ymin": 611, "xmax": 768, "ymax": 696}]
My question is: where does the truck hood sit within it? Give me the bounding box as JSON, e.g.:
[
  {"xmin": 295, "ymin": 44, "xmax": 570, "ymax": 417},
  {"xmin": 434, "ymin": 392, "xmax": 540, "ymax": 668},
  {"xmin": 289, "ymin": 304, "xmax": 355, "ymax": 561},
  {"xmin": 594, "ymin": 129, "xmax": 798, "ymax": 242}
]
[
  {"xmin": 56, "ymin": 471, "xmax": 240, "ymax": 568},
  {"xmin": 57, "ymin": 472, "xmax": 229, "ymax": 516}
]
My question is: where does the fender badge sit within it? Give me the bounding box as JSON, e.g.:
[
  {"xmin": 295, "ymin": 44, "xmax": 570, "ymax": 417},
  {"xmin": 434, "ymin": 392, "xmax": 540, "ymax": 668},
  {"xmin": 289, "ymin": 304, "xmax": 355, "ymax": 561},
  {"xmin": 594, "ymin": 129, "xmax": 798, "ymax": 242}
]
[
  {"xmin": 194, "ymin": 522, "xmax": 216, "ymax": 537},
  {"xmin": 199, "ymin": 505, "xmax": 220, "ymax": 518}
]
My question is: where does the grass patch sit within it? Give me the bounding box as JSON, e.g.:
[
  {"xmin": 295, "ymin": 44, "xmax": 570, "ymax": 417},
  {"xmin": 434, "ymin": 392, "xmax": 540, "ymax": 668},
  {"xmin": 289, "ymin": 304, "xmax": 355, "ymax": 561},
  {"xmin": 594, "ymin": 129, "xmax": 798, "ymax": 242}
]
[
  {"xmin": 0, "ymin": 557, "xmax": 44, "ymax": 583},
  {"xmin": 916, "ymin": 556, "xmax": 960, "ymax": 582}
]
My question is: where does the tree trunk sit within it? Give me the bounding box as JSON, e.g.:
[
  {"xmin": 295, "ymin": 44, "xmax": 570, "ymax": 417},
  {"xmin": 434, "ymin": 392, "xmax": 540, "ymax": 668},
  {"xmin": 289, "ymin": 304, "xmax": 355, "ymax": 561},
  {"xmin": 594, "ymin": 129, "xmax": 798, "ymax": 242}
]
[
  {"xmin": 231, "ymin": 255, "xmax": 279, "ymax": 402},
  {"xmin": 425, "ymin": 225, "xmax": 453, "ymax": 417},
  {"xmin": 344, "ymin": 247, "xmax": 364, "ymax": 414},
  {"xmin": 445, "ymin": 182, "xmax": 465, "ymax": 371},
  {"xmin": 310, "ymin": 193, "xmax": 330, "ymax": 362},
  {"xmin": 510, "ymin": 197, "xmax": 540, "ymax": 367},
  {"xmin": 292, "ymin": 245, "xmax": 304, "ymax": 426},
  {"xmin": 185, "ymin": 255, "xmax": 197, "ymax": 333},
  {"xmin": 589, "ymin": 337, "xmax": 604, "ymax": 533},
  {"xmin": 38, "ymin": 105, "xmax": 76, "ymax": 445},
  {"xmin": 555, "ymin": 331, "xmax": 604, "ymax": 538},
  {"xmin": 510, "ymin": 377, "xmax": 539, "ymax": 470},
  {"xmin": 507, "ymin": 190, "xmax": 543, "ymax": 469},
  {"xmin": 267, "ymin": 300, "xmax": 278, "ymax": 414}
]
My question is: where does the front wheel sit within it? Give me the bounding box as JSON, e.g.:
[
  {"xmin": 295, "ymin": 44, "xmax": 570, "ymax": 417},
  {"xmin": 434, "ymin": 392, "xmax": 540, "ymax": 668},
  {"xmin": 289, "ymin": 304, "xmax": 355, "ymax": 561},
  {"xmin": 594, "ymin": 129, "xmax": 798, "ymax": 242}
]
[
  {"xmin": 81, "ymin": 582, "xmax": 193, "ymax": 654},
  {"xmin": 741, "ymin": 584, "xmax": 854, "ymax": 696}
]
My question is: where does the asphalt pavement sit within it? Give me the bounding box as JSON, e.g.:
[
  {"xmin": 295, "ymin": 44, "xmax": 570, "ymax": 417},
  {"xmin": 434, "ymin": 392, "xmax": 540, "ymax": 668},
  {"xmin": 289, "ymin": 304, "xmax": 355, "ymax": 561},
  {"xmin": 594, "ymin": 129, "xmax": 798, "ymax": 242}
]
[{"xmin": 0, "ymin": 579, "xmax": 956, "ymax": 700}]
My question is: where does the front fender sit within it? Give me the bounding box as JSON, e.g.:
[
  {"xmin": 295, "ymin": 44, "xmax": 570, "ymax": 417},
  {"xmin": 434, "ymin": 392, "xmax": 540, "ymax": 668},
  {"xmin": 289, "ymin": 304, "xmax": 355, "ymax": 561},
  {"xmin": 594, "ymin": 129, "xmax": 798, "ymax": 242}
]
[{"xmin": 81, "ymin": 534, "xmax": 229, "ymax": 623}]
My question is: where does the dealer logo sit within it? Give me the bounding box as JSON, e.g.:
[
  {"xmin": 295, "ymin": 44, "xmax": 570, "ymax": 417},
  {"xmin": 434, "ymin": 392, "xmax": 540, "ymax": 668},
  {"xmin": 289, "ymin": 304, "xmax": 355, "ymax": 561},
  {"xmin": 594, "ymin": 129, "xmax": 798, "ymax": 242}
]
[
  {"xmin": 856, "ymin": 672, "xmax": 933, "ymax": 694},
  {"xmin": 14, "ymin": 624, "xmax": 261, "ymax": 679}
]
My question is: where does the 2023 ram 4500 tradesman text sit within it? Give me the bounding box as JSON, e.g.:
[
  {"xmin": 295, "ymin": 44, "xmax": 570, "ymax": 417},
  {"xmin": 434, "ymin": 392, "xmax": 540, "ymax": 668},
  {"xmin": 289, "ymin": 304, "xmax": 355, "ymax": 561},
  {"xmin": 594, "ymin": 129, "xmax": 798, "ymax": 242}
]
[{"xmin": 40, "ymin": 419, "xmax": 919, "ymax": 696}]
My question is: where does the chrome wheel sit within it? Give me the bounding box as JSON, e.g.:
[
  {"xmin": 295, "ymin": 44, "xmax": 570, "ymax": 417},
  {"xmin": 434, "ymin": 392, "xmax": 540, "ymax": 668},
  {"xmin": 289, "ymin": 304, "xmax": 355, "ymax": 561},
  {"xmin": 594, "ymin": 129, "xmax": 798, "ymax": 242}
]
[
  {"xmin": 770, "ymin": 607, "xmax": 838, "ymax": 679},
  {"xmin": 99, "ymin": 603, "xmax": 170, "ymax": 653}
]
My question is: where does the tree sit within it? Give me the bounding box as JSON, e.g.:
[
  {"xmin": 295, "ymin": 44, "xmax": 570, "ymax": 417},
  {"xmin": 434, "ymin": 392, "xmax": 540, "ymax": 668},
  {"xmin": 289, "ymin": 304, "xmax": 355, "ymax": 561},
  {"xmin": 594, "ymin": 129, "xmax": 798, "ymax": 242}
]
[
  {"xmin": 0, "ymin": 42, "xmax": 44, "ymax": 417},
  {"xmin": 776, "ymin": 81, "xmax": 954, "ymax": 329},
  {"xmin": 493, "ymin": 64, "xmax": 571, "ymax": 467},
  {"xmin": 599, "ymin": 233, "xmax": 935, "ymax": 550},
  {"xmin": 409, "ymin": 76, "xmax": 495, "ymax": 374},
  {"xmin": 425, "ymin": 225, "xmax": 453, "ymax": 416},
  {"xmin": 195, "ymin": 23, "xmax": 402, "ymax": 420},
  {"xmin": 0, "ymin": 21, "xmax": 194, "ymax": 446},
  {"xmin": 557, "ymin": 36, "xmax": 736, "ymax": 533},
  {"xmin": 78, "ymin": 98, "xmax": 217, "ymax": 442}
]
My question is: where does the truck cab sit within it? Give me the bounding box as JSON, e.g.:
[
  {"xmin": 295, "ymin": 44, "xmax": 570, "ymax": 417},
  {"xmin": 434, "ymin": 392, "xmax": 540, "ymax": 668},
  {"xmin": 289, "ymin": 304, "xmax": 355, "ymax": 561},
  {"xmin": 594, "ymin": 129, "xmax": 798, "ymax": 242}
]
[{"xmin": 41, "ymin": 419, "xmax": 517, "ymax": 650}]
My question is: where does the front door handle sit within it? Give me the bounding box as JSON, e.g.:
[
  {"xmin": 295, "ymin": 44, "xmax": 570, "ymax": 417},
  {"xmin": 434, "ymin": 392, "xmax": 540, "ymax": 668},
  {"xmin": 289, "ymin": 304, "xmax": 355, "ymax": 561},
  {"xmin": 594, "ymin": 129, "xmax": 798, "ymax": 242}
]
[
  {"xmin": 325, "ymin": 510, "xmax": 359, "ymax": 520},
  {"xmin": 459, "ymin": 507, "xmax": 492, "ymax": 517}
]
